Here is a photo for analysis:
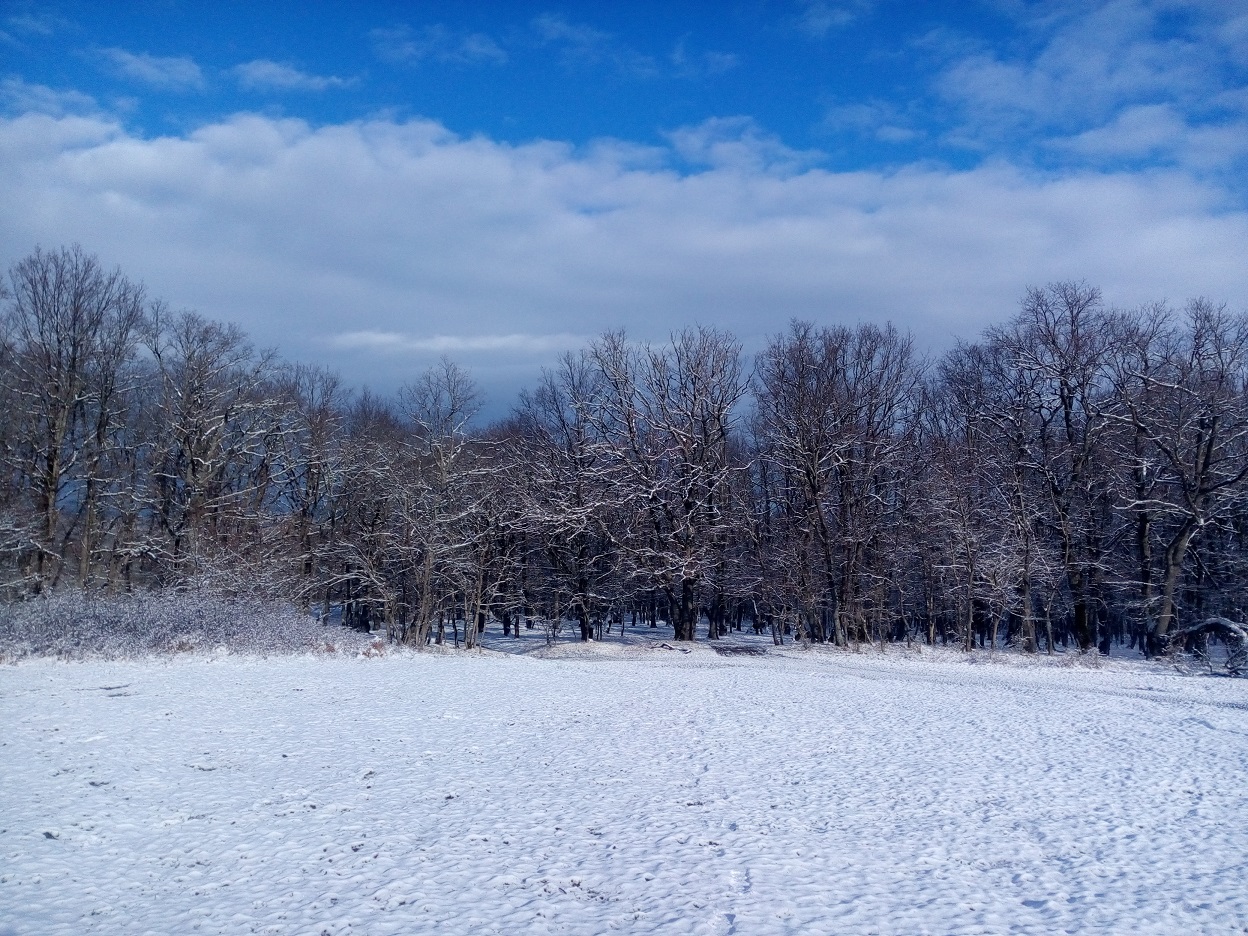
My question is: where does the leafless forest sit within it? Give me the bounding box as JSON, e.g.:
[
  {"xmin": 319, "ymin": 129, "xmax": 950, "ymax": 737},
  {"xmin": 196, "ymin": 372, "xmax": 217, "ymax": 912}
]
[{"xmin": 3, "ymin": 245, "xmax": 1247, "ymax": 662}]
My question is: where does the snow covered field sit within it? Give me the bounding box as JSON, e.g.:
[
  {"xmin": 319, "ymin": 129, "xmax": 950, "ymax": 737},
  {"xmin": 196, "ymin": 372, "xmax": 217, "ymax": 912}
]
[{"xmin": 2, "ymin": 637, "xmax": 1247, "ymax": 935}]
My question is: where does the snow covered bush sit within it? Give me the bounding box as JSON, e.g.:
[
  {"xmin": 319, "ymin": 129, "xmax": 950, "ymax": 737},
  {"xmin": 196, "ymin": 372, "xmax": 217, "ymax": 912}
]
[
  {"xmin": 1167, "ymin": 617, "xmax": 1248, "ymax": 676},
  {"xmin": 0, "ymin": 589, "xmax": 369, "ymax": 661}
]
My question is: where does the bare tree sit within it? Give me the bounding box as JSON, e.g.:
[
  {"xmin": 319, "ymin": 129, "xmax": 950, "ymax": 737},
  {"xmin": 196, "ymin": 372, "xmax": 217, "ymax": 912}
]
[
  {"xmin": 141, "ymin": 307, "xmax": 283, "ymax": 584},
  {"xmin": 272, "ymin": 364, "xmax": 347, "ymax": 613},
  {"xmin": 0, "ymin": 246, "xmax": 146, "ymax": 592},
  {"xmin": 396, "ymin": 357, "xmax": 483, "ymax": 646},
  {"xmin": 323, "ymin": 390, "xmax": 405, "ymax": 635},
  {"xmin": 755, "ymin": 321, "xmax": 922, "ymax": 645},
  {"xmin": 1110, "ymin": 300, "xmax": 1248, "ymax": 651},
  {"xmin": 987, "ymin": 283, "xmax": 1117, "ymax": 651},
  {"xmin": 588, "ymin": 328, "xmax": 747, "ymax": 641},
  {"xmin": 924, "ymin": 346, "xmax": 1004, "ymax": 651},
  {"xmin": 7, "ymin": 244, "xmax": 1248, "ymax": 670},
  {"xmin": 511, "ymin": 351, "xmax": 619, "ymax": 641}
]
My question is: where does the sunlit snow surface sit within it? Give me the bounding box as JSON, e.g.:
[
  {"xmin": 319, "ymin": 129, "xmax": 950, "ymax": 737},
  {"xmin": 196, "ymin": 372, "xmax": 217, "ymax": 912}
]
[{"xmin": 2, "ymin": 635, "xmax": 1247, "ymax": 935}]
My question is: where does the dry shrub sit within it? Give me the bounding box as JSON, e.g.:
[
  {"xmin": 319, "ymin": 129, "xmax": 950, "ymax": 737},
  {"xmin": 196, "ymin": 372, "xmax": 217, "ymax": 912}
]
[{"xmin": 0, "ymin": 589, "xmax": 370, "ymax": 661}]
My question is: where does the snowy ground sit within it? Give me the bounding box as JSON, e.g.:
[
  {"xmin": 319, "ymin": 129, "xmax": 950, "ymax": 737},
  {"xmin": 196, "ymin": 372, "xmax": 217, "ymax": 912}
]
[{"xmin": 2, "ymin": 633, "xmax": 1247, "ymax": 935}]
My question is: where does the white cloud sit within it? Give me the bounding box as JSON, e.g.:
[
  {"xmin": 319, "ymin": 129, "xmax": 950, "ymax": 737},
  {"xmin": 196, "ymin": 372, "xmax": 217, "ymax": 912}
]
[
  {"xmin": 1050, "ymin": 104, "xmax": 1248, "ymax": 171},
  {"xmin": 531, "ymin": 14, "xmax": 658, "ymax": 77},
  {"xmin": 796, "ymin": 1, "xmax": 869, "ymax": 39},
  {"xmin": 531, "ymin": 13, "xmax": 608, "ymax": 47},
  {"xmin": 934, "ymin": 0, "xmax": 1245, "ymax": 167},
  {"xmin": 669, "ymin": 41, "xmax": 739, "ymax": 77},
  {"xmin": 531, "ymin": 13, "xmax": 736, "ymax": 80},
  {"xmin": 99, "ymin": 48, "xmax": 205, "ymax": 90},
  {"xmin": 5, "ymin": 12, "xmax": 68, "ymax": 36},
  {"xmin": 233, "ymin": 60, "xmax": 354, "ymax": 92},
  {"xmin": 1217, "ymin": 11, "xmax": 1248, "ymax": 64},
  {"xmin": 0, "ymin": 77, "xmax": 97, "ymax": 116},
  {"xmin": 371, "ymin": 24, "xmax": 507, "ymax": 65},
  {"xmin": 823, "ymin": 101, "xmax": 922, "ymax": 144},
  {"xmin": 457, "ymin": 33, "xmax": 507, "ymax": 64},
  {"xmin": 1052, "ymin": 103, "xmax": 1187, "ymax": 158},
  {"xmin": 667, "ymin": 117, "xmax": 822, "ymax": 174},
  {"xmin": 0, "ymin": 111, "xmax": 1245, "ymax": 413}
]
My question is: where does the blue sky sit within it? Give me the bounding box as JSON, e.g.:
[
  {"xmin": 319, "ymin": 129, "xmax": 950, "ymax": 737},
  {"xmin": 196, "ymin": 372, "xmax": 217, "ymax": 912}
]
[{"xmin": 2, "ymin": 0, "xmax": 1247, "ymax": 410}]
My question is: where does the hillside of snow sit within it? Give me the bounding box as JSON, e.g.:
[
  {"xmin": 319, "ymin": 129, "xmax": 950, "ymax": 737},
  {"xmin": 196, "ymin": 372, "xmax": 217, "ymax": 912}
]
[{"xmin": 2, "ymin": 638, "xmax": 1246, "ymax": 935}]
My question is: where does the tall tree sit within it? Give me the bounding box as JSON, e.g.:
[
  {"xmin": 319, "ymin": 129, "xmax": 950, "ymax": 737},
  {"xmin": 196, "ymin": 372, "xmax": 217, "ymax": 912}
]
[
  {"xmin": 589, "ymin": 328, "xmax": 746, "ymax": 641},
  {"xmin": 0, "ymin": 246, "xmax": 146, "ymax": 591},
  {"xmin": 1111, "ymin": 300, "xmax": 1248, "ymax": 650},
  {"xmin": 142, "ymin": 307, "xmax": 282, "ymax": 584},
  {"xmin": 988, "ymin": 283, "xmax": 1116, "ymax": 651},
  {"xmin": 512, "ymin": 351, "xmax": 618, "ymax": 640},
  {"xmin": 755, "ymin": 321, "xmax": 921, "ymax": 644},
  {"xmin": 397, "ymin": 357, "xmax": 483, "ymax": 646}
]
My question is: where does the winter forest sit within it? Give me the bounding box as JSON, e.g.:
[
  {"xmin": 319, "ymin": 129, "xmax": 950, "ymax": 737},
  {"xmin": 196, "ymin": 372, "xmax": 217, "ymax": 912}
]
[{"xmin": 3, "ymin": 243, "xmax": 1248, "ymax": 663}]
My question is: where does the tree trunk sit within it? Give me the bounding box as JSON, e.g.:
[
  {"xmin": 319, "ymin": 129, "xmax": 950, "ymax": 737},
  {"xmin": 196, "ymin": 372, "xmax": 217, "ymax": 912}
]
[
  {"xmin": 1019, "ymin": 577, "xmax": 1036, "ymax": 653},
  {"xmin": 673, "ymin": 578, "xmax": 697, "ymax": 641},
  {"xmin": 1152, "ymin": 524, "xmax": 1196, "ymax": 650}
]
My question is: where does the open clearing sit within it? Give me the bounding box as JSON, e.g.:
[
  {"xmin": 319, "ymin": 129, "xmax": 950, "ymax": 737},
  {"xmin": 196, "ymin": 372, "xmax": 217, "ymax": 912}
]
[{"xmin": 2, "ymin": 637, "xmax": 1246, "ymax": 935}]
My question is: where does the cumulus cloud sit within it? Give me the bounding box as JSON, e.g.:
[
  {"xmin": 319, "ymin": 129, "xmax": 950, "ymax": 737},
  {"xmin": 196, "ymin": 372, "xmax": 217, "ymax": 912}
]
[
  {"xmin": 233, "ymin": 60, "xmax": 354, "ymax": 92},
  {"xmin": 0, "ymin": 110, "xmax": 1245, "ymax": 413},
  {"xmin": 99, "ymin": 48, "xmax": 205, "ymax": 90}
]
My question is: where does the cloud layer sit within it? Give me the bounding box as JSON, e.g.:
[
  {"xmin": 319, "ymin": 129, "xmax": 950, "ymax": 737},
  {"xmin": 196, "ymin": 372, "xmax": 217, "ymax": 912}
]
[{"xmin": 1, "ymin": 106, "xmax": 1245, "ymax": 412}]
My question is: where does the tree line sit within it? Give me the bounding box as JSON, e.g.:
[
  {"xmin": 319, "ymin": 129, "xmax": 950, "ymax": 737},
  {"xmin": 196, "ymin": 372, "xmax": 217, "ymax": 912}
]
[{"xmin": 3, "ymin": 244, "xmax": 1247, "ymax": 657}]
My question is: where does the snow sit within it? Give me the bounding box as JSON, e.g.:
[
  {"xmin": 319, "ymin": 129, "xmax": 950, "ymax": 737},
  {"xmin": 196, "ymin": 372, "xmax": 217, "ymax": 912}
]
[{"xmin": 2, "ymin": 636, "xmax": 1246, "ymax": 935}]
